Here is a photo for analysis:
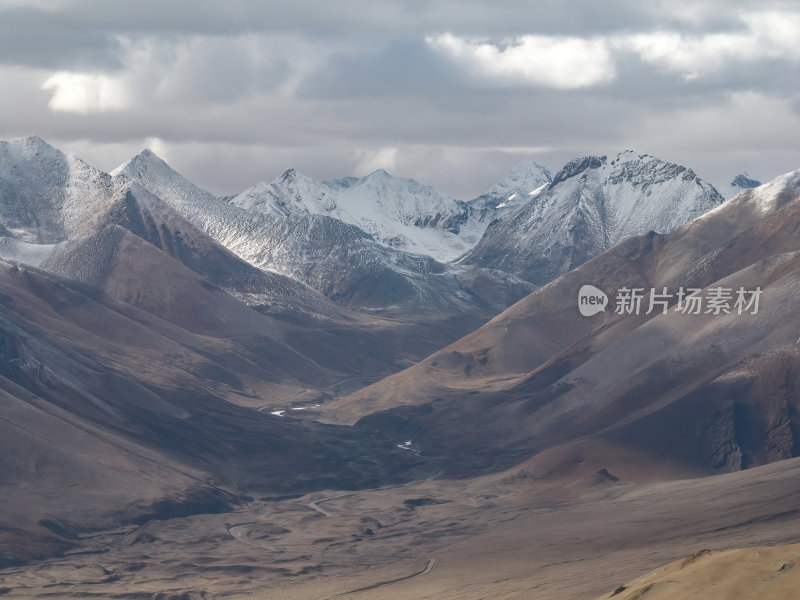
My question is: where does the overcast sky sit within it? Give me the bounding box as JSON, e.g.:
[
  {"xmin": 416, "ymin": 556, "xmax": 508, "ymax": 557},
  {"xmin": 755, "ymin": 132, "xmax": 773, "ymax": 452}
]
[{"xmin": 1, "ymin": 0, "xmax": 799, "ymax": 198}]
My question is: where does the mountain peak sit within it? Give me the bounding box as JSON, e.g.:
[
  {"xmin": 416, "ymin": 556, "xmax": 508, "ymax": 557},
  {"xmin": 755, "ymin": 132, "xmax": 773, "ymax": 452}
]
[
  {"xmin": 275, "ymin": 168, "xmax": 320, "ymax": 191},
  {"xmin": 112, "ymin": 148, "xmax": 172, "ymax": 178},
  {"xmin": 505, "ymin": 159, "xmax": 551, "ymax": 177},
  {"xmin": 551, "ymin": 155, "xmax": 606, "ymax": 186},
  {"xmin": 715, "ymin": 172, "xmax": 763, "ymax": 199},
  {"xmin": 731, "ymin": 172, "xmax": 761, "ymax": 189},
  {"xmin": 2, "ymin": 135, "xmax": 62, "ymax": 161},
  {"xmin": 278, "ymin": 167, "xmax": 319, "ymax": 182},
  {"xmin": 228, "ymin": 164, "xmax": 478, "ymax": 261},
  {"xmin": 365, "ymin": 168, "xmax": 393, "ymax": 180},
  {"xmin": 614, "ymin": 148, "xmax": 641, "ymax": 159},
  {"xmin": 279, "ymin": 167, "xmax": 298, "ymax": 182},
  {"xmin": 23, "ymin": 135, "xmax": 49, "ymax": 147},
  {"xmin": 462, "ymin": 151, "xmax": 723, "ymax": 285},
  {"xmin": 133, "ymin": 147, "xmax": 170, "ymax": 165},
  {"xmin": 465, "ymin": 160, "xmax": 553, "ymax": 224}
]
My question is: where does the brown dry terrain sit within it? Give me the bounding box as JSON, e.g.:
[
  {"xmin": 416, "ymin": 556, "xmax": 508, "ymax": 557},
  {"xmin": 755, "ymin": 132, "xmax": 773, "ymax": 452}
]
[
  {"xmin": 319, "ymin": 172, "xmax": 800, "ymax": 487},
  {"xmin": 2, "ymin": 140, "xmax": 800, "ymax": 598},
  {"xmin": 597, "ymin": 544, "xmax": 800, "ymax": 600},
  {"xmin": 3, "ymin": 455, "xmax": 800, "ymax": 599},
  {"xmin": 0, "ymin": 259, "xmax": 437, "ymax": 566},
  {"xmin": 332, "ymin": 172, "xmax": 800, "ymax": 424}
]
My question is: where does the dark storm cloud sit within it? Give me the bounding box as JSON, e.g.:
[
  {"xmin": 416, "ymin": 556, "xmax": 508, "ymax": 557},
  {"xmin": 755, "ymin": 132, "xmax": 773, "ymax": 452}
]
[
  {"xmin": 296, "ymin": 39, "xmax": 463, "ymax": 99},
  {"xmin": 0, "ymin": 0, "xmax": 782, "ymax": 60},
  {"xmin": 588, "ymin": 52, "xmax": 800, "ymax": 112},
  {"xmin": 138, "ymin": 37, "xmax": 292, "ymax": 104},
  {"xmin": 0, "ymin": 0, "xmax": 798, "ymax": 198},
  {"xmin": 0, "ymin": 6, "xmax": 123, "ymax": 69},
  {"xmin": 298, "ymin": 37, "xmax": 782, "ymax": 108},
  {"xmin": 0, "ymin": 0, "xmax": 705, "ymax": 39}
]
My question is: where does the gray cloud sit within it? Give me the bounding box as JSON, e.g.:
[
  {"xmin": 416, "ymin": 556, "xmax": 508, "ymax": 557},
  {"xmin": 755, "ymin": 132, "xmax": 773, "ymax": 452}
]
[
  {"xmin": 0, "ymin": 6, "xmax": 123, "ymax": 69},
  {"xmin": 0, "ymin": 0, "xmax": 799, "ymax": 199},
  {"xmin": 296, "ymin": 38, "xmax": 462, "ymax": 98},
  {"xmin": 0, "ymin": 0, "xmax": 713, "ymax": 39}
]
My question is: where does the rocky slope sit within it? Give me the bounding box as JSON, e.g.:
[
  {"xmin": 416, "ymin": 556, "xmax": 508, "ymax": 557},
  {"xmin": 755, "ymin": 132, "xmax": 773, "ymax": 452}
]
[
  {"xmin": 0, "ymin": 260, "xmax": 430, "ymax": 566},
  {"xmin": 598, "ymin": 545, "xmax": 800, "ymax": 600},
  {"xmin": 233, "ymin": 168, "xmax": 482, "ymax": 262},
  {"xmin": 717, "ymin": 172, "xmax": 762, "ymax": 200},
  {"xmin": 0, "ymin": 137, "xmax": 354, "ymax": 322},
  {"xmin": 115, "ymin": 149, "xmax": 534, "ymax": 318},
  {"xmin": 461, "ymin": 151, "xmax": 724, "ymax": 285},
  {"xmin": 466, "ymin": 160, "xmax": 552, "ymax": 225},
  {"xmin": 0, "ymin": 137, "xmax": 500, "ymax": 396},
  {"xmin": 334, "ymin": 168, "xmax": 800, "ymax": 479}
]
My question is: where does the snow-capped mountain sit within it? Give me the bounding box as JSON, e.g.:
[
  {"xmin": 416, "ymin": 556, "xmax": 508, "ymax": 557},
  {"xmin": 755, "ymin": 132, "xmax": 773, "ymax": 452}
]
[
  {"xmin": 467, "ymin": 160, "xmax": 552, "ymax": 224},
  {"xmin": 461, "ymin": 151, "xmax": 724, "ymax": 285},
  {"xmin": 344, "ymin": 168, "xmax": 800, "ymax": 477},
  {"xmin": 716, "ymin": 173, "xmax": 762, "ymax": 200},
  {"xmin": 0, "ymin": 135, "xmax": 129, "ymax": 243},
  {"xmin": 0, "ymin": 137, "xmax": 356, "ymax": 321},
  {"xmin": 0, "ymin": 135, "xmax": 530, "ymax": 433},
  {"xmin": 3, "ymin": 140, "xmax": 727, "ymax": 321},
  {"xmin": 0, "ymin": 136, "xmax": 212, "ymax": 249},
  {"xmin": 115, "ymin": 149, "xmax": 534, "ymax": 318},
  {"xmin": 230, "ymin": 162, "xmax": 554, "ymax": 262},
  {"xmin": 228, "ymin": 168, "xmax": 486, "ymax": 262}
]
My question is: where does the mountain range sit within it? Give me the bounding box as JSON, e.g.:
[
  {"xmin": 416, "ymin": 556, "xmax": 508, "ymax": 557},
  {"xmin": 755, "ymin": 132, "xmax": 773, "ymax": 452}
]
[
  {"xmin": 0, "ymin": 135, "xmax": 791, "ymax": 599},
  {"xmin": 335, "ymin": 166, "xmax": 800, "ymax": 479},
  {"xmin": 114, "ymin": 148, "xmax": 534, "ymax": 321},
  {"xmin": 461, "ymin": 151, "xmax": 727, "ymax": 285}
]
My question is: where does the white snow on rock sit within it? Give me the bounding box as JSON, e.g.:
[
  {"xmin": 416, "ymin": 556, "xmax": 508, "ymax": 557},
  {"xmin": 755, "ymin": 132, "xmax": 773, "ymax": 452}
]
[
  {"xmin": 227, "ymin": 160, "xmax": 554, "ymax": 262},
  {"xmin": 700, "ymin": 169, "xmax": 800, "ymax": 222},
  {"xmin": 461, "ymin": 151, "xmax": 725, "ymax": 285},
  {"xmin": 229, "ymin": 168, "xmax": 484, "ymax": 262},
  {"xmin": 468, "ymin": 160, "xmax": 553, "ymax": 221},
  {"xmin": 2, "ymin": 138, "xmax": 733, "ymax": 320},
  {"xmin": 0, "ymin": 138, "xmax": 357, "ymax": 322},
  {"xmin": 715, "ymin": 173, "xmax": 762, "ymax": 200},
  {"xmin": 0, "ymin": 238, "xmax": 57, "ymax": 266},
  {"xmin": 115, "ymin": 149, "xmax": 535, "ymax": 316},
  {"xmin": 0, "ymin": 136, "xmax": 127, "ymax": 244}
]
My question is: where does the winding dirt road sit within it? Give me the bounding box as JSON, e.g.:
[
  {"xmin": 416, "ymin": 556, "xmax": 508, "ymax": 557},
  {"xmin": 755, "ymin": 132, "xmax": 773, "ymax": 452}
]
[{"xmin": 334, "ymin": 558, "xmax": 437, "ymax": 597}]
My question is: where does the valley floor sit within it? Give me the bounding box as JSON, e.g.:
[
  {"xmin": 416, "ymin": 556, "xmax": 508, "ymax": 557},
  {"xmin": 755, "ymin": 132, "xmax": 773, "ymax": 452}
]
[{"xmin": 3, "ymin": 457, "xmax": 800, "ymax": 599}]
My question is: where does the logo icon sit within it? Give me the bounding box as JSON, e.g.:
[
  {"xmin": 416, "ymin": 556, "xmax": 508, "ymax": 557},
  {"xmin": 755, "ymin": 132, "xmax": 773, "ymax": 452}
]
[{"xmin": 578, "ymin": 284, "xmax": 608, "ymax": 316}]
